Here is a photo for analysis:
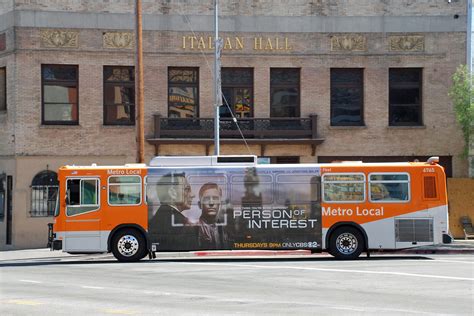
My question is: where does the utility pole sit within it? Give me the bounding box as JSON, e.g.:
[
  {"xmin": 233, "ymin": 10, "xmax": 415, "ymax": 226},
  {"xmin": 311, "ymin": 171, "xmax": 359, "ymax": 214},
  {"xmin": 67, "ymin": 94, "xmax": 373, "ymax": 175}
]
[
  {"xmin": 214, "ymin": 0, "xmax": 222, "ymax": 156},
  {"xmin": 135, "ymin": 0, "xmax": 145, "ymax": 163}
]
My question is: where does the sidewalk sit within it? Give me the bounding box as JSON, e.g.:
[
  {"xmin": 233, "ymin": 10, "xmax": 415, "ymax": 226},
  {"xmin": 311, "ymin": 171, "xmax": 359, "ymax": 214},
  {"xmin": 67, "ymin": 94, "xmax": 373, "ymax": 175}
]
[{"xmin": 1, "ymin": 240, "xmax": 473, "ymax": 262}]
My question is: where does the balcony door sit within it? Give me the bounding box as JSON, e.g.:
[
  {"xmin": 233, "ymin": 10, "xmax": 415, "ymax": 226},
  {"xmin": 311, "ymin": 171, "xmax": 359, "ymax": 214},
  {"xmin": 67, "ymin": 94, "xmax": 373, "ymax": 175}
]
[{"xmin": 220, "ymin": 68, "xmax": 253, "ymax": 118}]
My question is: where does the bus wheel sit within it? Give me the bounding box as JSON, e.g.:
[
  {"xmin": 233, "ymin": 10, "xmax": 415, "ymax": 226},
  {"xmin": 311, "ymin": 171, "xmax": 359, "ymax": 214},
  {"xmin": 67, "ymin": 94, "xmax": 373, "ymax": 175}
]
[
  {"xmin": 329, "ymin": 226, "xmax": 364, "ymax": 260},
  {"xmin": 111, "ymin": 229, "xmax": 146, "ymax": 262}
]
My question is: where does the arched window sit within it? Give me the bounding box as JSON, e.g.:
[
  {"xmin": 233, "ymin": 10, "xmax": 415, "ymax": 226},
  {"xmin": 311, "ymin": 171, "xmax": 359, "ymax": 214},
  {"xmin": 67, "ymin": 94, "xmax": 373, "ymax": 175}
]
[{"xmin": 31, "ymin": 170, "xmax": 58, "ymax": 217}]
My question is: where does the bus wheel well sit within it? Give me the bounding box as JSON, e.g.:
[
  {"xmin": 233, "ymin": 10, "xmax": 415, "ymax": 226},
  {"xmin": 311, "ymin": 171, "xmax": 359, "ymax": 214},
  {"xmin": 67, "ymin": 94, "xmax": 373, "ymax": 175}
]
[
  {"xmin": 326, "ymin": 222, "xmax": 368, "ymax": 252},
  {"xmin": 107, "ymin": 224, "xmax": 149, "ymax": 253}
]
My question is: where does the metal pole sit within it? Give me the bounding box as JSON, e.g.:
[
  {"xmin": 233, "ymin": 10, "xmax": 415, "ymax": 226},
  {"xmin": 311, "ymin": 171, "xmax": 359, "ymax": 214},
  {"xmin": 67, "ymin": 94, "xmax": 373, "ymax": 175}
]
[
  {"xmin": 213, "ymin": 0, "xmax": 221, "ymax": 156},
  {"xmin": 135, "ymin": 0, "xmax": 145, "ymax": 163}
]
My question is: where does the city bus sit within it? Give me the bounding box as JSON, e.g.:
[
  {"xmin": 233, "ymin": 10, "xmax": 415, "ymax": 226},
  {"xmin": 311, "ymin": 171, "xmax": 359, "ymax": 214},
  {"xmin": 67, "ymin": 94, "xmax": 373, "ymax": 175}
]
[{"xmin": 48, "ymin": 155, "xmax": 451, "ymax": 261}]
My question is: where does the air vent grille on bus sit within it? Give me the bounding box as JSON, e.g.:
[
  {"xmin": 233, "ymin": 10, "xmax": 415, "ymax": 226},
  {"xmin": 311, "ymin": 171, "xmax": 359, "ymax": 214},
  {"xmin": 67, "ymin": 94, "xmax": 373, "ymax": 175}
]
[
  {"xmin": 395, "ymin": 219, "xmax": 433, "ymax": 242},
  {"xmin": 423, "ymin": 176, "xmax": 438, "ymax": 199}
]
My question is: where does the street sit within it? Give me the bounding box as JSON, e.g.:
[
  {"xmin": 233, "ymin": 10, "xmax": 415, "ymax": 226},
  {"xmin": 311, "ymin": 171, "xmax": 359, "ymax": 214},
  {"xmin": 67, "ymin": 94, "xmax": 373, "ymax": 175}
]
[{"xmin": 0, "ymin": 252, "xmax": 473, "ymax": 315}]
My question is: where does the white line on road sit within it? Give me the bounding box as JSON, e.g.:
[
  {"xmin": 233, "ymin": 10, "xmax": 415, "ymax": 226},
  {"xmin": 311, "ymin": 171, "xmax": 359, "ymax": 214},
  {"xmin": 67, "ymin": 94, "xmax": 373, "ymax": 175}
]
[
  {"xmin": 81, "ymin": 285, "xmax": 104, "ymax": 289},
  {"xmin": 19, "ymin": 279, "xmax": 42, "ymax": 284},
  {"xmin": 179, "ymin": 262, "xmax": 474, "ymax": 281},
  {"xmin": 431, "ymin": 259, "xmax": 474, "ymax": 264}
]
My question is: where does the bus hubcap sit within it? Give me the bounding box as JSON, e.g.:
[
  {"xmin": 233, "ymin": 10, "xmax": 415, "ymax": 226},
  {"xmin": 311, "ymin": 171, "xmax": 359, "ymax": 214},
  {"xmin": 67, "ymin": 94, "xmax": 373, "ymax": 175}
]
[
  {"xmin": 117, "ymin": 235, "xmax": 139, "ymax": 257},
  {"xmin": 336, "ymin": 233, "xmax": 357, "ymax": 255}
]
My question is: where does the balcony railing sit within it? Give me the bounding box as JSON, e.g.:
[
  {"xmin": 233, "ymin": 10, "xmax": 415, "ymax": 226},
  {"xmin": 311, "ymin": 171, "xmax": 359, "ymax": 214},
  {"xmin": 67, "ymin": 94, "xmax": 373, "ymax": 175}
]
[{"xmin": 148, "ymin": 114, "xmax": 324, "ymax": 155}]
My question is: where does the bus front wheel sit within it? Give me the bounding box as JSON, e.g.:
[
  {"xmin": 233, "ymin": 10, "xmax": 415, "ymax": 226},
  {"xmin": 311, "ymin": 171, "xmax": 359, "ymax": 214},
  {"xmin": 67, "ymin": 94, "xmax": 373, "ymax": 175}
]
[
  {"xmin": 111, "ymin": 228, "xmax": 147, "ymax": 262},
  {"xmin": 329, "ymin": 226, "xmax": 364, "ymax": 260}
]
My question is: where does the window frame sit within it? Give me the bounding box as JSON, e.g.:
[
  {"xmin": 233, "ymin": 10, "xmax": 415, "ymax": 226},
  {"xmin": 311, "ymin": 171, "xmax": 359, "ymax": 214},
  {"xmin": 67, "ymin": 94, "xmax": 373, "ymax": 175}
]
[
  {"xmin": 107, "ymin": 175, "xmax": 142, "ymax": 206},
  {"xmin": 330, "ymin": 68, "xmax": 364, "ymax": 126},
  {"xmin": 270, "ymin": 68, "xmax": 300, "ymax": 118},
  {"xmin": 322, "ymin": 172, "xmax": 366, "ymax": 203},
  {"xmin": 65, "ymin": 177, "xmax": 100, "ymax": 217},
  {"xmin": 368, "ymin": 172, "xmax": 411, "ymax": 203},
  {"xmin": 167, "ymin": 67, "xmax": 200, "ymax": 118},
  {"xmin": 0, "ymin": 67, "xmax": 6, "ymax": 112},
  {"xmin": 389, "ymin": 68, "xmax": 423, "ymax": 126},
  {"xmin": 41, "ymin": 64, "xmax": 79, "ymax": 125},
  {"xmin": 103, "ymin": 65, "xmax": 135, "ymax": 126}
]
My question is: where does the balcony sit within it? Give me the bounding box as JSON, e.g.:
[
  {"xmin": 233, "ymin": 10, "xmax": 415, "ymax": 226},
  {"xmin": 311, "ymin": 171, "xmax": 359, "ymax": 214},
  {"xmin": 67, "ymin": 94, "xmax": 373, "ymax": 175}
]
[{"xmin": 147, "ymin": 114, "xmax": 325, "ymax": 155}]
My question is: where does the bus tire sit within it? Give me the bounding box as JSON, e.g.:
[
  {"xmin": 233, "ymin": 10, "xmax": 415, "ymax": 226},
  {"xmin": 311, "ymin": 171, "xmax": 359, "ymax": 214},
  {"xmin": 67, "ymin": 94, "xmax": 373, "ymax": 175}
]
[
  {"xmin": 329, "ymin": 226, "xmax": 364, "ymax": 260},
  {"xmin": 111, "ymin": 228, "xmax": 147, "ymax": 262}
]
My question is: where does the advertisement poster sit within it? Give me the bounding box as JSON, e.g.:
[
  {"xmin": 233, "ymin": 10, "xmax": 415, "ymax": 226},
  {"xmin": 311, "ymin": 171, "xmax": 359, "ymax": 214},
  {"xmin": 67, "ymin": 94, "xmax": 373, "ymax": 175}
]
[{"xmin": 147, "ymin": 167, "xmax": 322, "ymax": 251}]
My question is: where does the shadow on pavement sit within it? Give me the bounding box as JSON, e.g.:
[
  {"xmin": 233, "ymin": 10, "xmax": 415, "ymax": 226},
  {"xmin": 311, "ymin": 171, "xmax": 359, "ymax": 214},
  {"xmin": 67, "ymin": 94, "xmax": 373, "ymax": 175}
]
[{"xmin": 0, "ymin": 254, "xmax": 433, "ymax": 268}]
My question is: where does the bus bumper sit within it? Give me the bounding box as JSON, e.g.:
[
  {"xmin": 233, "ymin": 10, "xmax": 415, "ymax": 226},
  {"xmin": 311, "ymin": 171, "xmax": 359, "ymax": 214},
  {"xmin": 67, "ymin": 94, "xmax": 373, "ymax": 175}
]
[
  {"xmin": 443, "ymin": 233, "xmax": 453, "ymax": 244},
  {"xmin": 47, "ymin": 223, "xmax": 62, "ymax": 250}
]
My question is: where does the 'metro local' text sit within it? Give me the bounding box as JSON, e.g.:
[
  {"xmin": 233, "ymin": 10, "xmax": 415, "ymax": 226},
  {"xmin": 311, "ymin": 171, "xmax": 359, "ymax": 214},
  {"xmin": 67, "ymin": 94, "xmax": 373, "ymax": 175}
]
[{"xmin": 322, "ymin": 206, "xmax": 384, "ymax": 217}]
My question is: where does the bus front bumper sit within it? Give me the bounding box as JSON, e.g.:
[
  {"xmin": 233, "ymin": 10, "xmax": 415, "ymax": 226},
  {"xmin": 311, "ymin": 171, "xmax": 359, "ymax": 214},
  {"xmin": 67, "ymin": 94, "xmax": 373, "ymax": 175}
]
[{"xmin": 47, "ymin": 223, "xmax": 62, "ymax": 250}]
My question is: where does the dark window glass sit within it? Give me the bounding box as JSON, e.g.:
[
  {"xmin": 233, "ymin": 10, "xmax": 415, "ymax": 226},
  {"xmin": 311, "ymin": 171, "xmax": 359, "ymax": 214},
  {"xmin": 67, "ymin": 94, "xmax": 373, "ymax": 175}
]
[
  {"xmin": 0, "ymin": 67, "xmax": 5, "ymax": 111},
  {"xmin": 220, "ymin": 68, "xmax": 253, "ymax": 118},
  {"xmin": 330, "ymin": 69, "xmax": 364, "ymax": 126},
  {"xmin": 42, "ymin": 65, "xmax": 78, "ymax": 125},
  {"xmin": 103, "ymin": 66, "xmax": 135, "ymax": 125},
  {"xmin": 168, "ymin": 67, "xmax": 199, "ymax": 118},
  {"xmin": 389, "ymin": 68, "xmax": 422, "ymax": 126},
  {"xmin": 270, "ymin": 68, "xmax": 300, "ymax": 117}
]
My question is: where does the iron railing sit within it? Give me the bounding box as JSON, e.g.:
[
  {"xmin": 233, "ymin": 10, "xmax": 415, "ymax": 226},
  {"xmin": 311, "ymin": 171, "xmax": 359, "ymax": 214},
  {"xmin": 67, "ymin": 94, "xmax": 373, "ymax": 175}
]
[
  {"xmin": 31, "ymin": 185, "xmax": 58, "ymax": 217},
  {"xmin": 153, "ymin": 115, "xmax": 319, "ymax": 139}
]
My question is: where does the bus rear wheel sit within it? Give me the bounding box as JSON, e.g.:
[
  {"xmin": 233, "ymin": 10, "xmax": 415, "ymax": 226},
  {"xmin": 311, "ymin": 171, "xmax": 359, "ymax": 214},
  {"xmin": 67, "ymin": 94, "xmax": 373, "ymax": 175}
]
[
  {"xmin": 329, "ymin": 226, "xmax": 364, "ymax": 260},
  {"xmin": 111, "ymin": 228, "xmax": 147, "ymax": 262}
]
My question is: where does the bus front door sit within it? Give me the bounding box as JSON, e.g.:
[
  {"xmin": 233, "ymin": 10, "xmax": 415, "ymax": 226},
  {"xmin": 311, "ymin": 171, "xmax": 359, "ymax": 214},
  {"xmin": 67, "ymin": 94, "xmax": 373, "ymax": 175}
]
[{"xmin": 64, "ymin": 177, "xmax": 103, "ymax": 253}]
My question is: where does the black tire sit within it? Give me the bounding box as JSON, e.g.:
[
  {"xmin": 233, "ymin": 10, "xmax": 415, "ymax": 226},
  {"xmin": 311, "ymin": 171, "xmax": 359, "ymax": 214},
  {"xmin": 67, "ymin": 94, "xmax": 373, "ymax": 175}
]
[
  {"xmin": 329, "ymin": 226, "xmax": 364, "ymax": 260},
  {"xmin": 111, "ymin": 228, "xmax": 147, "ymax": 262}
]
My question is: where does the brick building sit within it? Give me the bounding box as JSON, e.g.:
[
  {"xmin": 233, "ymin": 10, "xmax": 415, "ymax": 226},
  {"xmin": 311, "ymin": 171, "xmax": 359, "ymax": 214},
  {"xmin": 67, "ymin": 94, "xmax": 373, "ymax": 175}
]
[{"xmin": 0, "ymin": 0, "xmax": 470, "ymax": 249}]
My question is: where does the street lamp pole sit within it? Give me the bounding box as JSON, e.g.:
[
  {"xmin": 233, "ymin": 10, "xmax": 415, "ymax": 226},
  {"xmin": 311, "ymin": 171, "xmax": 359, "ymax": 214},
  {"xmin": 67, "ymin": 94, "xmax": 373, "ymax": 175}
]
[{"xmin": 135, "ymin": 0, "xmax": 145, "ymax": 163}]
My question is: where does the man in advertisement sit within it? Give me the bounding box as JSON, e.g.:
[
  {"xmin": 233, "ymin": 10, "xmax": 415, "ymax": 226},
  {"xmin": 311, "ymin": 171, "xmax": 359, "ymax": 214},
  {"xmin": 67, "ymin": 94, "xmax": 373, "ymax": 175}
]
[
  {"xmin": 148, "ymin": 173, "xmax": 198, "ymax": 250},
  {"xmin": 197, "ymin": 182, "xmax": 228, "ymax": 249}
]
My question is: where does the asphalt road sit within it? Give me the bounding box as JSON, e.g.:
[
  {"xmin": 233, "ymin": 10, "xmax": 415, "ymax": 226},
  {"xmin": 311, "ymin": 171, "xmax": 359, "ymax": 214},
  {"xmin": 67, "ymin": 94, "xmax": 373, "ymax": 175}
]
[{"xmin": 0, "ymin": 253, "xmax": 473, "ymax": 315}]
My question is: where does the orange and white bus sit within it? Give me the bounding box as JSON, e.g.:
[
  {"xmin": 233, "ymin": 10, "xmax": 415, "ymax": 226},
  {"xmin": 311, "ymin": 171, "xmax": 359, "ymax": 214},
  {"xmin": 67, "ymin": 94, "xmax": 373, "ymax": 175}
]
[{"xmin": 48, "ymin": 155, "xmax": 451, "ymax": 261}]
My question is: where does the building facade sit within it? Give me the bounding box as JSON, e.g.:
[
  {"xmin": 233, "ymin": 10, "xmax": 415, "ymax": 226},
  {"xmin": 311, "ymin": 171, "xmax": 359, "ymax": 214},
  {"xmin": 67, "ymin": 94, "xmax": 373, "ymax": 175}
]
[{"xmin": 0, "ymin": 0, "xmax": 469, "ymax": 249}]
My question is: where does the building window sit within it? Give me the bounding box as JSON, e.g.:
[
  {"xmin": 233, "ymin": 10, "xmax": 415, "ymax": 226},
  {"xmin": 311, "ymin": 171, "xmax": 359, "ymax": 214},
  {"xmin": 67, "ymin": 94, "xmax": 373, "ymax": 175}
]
[
  {"xmin": 0, "ymin": 67, "xmax": 5, "ymax": 111},
  {"xmin": 270, "ymin": 68, "xmax": 300, "ymax": 117},
  {"xmin": 168, "ymin": 67, "xmax": 199, "ymax": 118},
  {"xmin": 103, "ymin": 66, "xmax": 135, "ymax": 125},
  {"xmin": 389, "ymin": 68, "xmax": 422, "ymax": 126},
  {"xmin": 221, "ymin": 68, "xmax": 253, "ymax": 118},
  {"xmin": 41, "ymin": 65, "xmax": 78, "ymax": 125},
  {"xmin": 31, "ymin": 170, "xmax": 59, "ymax": 217},
  {"xmin": 330, "ymin": 68, "xmax": 364, "ymax": 126}
]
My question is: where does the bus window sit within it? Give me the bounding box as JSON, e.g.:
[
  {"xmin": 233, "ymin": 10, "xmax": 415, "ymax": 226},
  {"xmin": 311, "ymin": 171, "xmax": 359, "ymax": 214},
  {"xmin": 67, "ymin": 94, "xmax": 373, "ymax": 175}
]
[
  {"xmin": 276, "ymin": 174, "xmax": 320, "ymax": 204},
  {"xmin": 322, "ymin": 173, "xmax": 365, "ymax": 203},
  {"xmin": 66, "ymin": 178, "xmax": 100, "ymax": 216},
  {"xmin": 369, "ymin": 173, "xmax": 410, "ymax": 203},
  {"xmin": 108, "ymin": 176, "xmax": 142, "ymax": 206},
  {"xmin": 230, "ymin": 171, "xmax": 273, "ymax": 205}
]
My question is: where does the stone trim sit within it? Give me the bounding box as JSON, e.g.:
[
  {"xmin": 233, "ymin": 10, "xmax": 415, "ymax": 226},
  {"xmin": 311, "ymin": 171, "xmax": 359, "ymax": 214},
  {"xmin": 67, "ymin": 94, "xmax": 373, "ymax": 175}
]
[
  {"xmin": 103, "ymin": 32, "xmax": 134, "ymax": 49},
  {"xmin": 40, "ymin": 29, "xmax": 78, "ymax": 48},
  {"xmin": 330, "ymin": 35, "xmax": 367, "ymax": 52},
  {"xmin": 389, "ymin": 35, "xmax": 424, "ymax": 52}
]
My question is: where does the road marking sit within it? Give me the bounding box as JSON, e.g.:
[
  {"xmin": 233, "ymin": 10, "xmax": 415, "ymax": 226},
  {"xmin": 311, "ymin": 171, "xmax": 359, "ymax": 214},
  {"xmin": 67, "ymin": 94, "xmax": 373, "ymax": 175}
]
[
  {"xmin": 179, "ymin": 262, "xmax": 474, "ymax": 281},
  {"xmin": 7, "ymin": 299, "xmax": 43, "ymax": 306},
  {"xmin": 432, "ymin": 259, "xmax": 474, "ymax": 264},
  {"xmin": 19, "ymin": 279, "xmax": 42, "ymax": 284},
  {"xmin": 81, "ymin": 285, "xmax": 104, "ymax": 289},
  {"xmin": 102, "ymin": 309, "xmax": 138, "ymax": 315}
]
